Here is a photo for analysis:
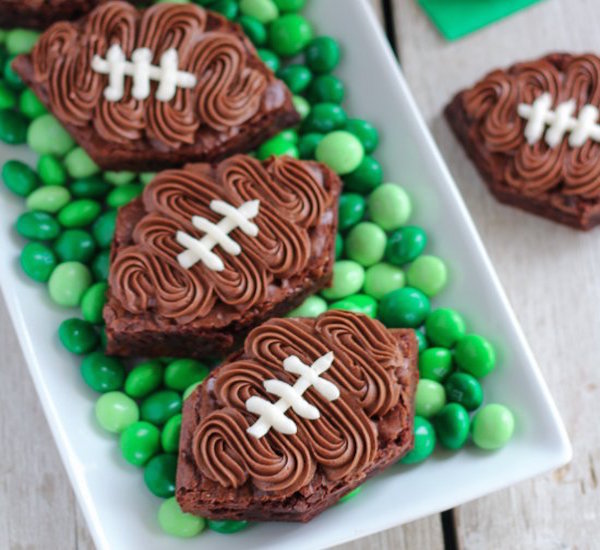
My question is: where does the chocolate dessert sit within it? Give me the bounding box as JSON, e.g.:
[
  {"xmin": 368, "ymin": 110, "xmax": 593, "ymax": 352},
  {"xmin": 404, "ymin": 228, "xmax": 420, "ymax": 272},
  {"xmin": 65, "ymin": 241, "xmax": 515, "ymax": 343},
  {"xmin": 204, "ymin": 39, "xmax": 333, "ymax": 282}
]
[
  {"xmin": 445, "ymin": 53, "xmax": 600, "ymax": 230},
  {"xmin": 103, "ymin": 154, "xmax": 341, "ymax": 359},
  {"xmin": 176, "ymin": 310, "xmax": 419, "ymax": 522},
  {"xmin": 0, "ymin": 0, "xmax": 108, "ymax": 30},
  {"xmin": 12, "ymin": 1, "xmax": 299, "ymax": 171}
]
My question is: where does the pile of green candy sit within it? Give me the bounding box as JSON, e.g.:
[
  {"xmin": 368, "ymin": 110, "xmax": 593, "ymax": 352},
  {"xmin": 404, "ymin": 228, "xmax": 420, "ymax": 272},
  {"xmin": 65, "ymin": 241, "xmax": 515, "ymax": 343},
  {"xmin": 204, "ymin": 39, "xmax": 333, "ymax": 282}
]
[{"xmin": 0, "ymin": 0, "xmax": 515, "ymax": 539}]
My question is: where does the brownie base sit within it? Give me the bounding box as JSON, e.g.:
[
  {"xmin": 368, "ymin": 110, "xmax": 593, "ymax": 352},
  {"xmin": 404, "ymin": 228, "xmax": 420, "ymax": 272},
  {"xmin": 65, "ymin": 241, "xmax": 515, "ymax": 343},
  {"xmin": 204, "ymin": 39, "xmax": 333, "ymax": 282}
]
[
  {"xmin": 0, "ymin": 0, "xmax": 106, "ymax": 30},
  {"xmin": 445, "ymin": 92, "xmax": 600, "ymax": 230},
  {"xmin": 176, "ymin": 328, "xmax": 419, "ymax": 523}
]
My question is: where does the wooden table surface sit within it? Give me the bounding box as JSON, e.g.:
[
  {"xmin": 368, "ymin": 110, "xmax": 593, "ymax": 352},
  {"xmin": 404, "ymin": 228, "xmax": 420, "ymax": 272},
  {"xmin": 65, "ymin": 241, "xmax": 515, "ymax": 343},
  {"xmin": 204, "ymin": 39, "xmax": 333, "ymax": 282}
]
[{"xmin": 2, "ymin": 0, "xmax": 599, "ymax": 548}]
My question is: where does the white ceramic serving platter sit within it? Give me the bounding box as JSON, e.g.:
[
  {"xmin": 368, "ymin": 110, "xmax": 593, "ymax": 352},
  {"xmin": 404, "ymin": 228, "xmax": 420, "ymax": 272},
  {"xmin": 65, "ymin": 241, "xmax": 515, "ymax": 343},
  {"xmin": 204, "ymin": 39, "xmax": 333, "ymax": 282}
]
[{"xmin": 0, "ymin": 0, "xmax": 571, "ymax": 549}]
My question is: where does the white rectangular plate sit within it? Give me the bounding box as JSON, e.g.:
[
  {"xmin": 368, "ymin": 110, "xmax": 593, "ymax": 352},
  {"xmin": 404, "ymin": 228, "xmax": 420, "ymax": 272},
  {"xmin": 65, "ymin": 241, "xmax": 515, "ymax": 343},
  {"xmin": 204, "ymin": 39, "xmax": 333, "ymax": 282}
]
[{"xmin": 0, "ymin": 1, "xmax": 571, "ymax": 549}]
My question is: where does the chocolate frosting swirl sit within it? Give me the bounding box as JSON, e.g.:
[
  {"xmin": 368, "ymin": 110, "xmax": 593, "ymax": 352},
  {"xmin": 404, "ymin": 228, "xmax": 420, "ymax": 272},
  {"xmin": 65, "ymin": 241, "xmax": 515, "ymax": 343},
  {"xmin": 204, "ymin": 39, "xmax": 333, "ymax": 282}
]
[
  {"xmin": 109, "ymin": 155, "xmax": 334, "ymax": 325},
  {"xmin": 190, "ymin": 311, "xmax": 410, "ymax": 497},
  {"xmin": 30, "ymin": 1, "xmax": 270, "ymax": 147},
  {"xmin": 461, "ymin": 54, "xmax": 600, "ymax": 197}
]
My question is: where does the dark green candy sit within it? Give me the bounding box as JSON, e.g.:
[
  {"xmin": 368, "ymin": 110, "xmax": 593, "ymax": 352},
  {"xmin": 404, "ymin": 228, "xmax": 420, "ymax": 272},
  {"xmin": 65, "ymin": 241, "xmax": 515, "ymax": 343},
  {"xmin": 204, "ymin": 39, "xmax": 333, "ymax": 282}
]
[
  {"xmin": 419, "ymin": 347, "xmax": 453, "ymax": 382},
  {"xmin": 306, "ymin": 74, "xmax": 344, "ymax": 104},
  {"xmin": 0, "ymin": 81, "xmax": 16, "ymax": 109},
  {"xmin": 304, "ymin": 36, "xmax": 340, "ymax": 74},
  {"xmin": 161, "ymin": 414, "xmax": 182, "ymax": 453},
  {"xmin": 2, "ymin": 159, "xmax": 39, "ymax": 196},
  {"xmin": 141, "ymin": 390, "xmax": 182, "ymax": 426},
  {"xmin": 444, "ymin": 372, "xmax": 483, "ymax": 411},
  {"xmin": 58, "ymin": 318, "xmax": 99, "ymax": 355},
  {"xmin": 343, "ymin": 155, "xmax": 383, "ymax": 194},
  {"xmin": 164, "ymin": 359, "xmax": 209, "ymax": 392},
  {"xmin": 338, "ymin": 193, "xmax": 365, "ymax": 231},
  {"xmin": 91, "ymin": 249, "xmax": 110, "ymax": 281},
  {"xmin": 0, "ymin": 109, "xmax": 28, "ymax": 144},
  {"xmin": 16, "ymin": 211, "xmax": 60, "ymax": 240},
  {"xmin": 107, "ymin": 184, "xmax": 143, "ymax": 208},
  {"xmin": 18, "ymin": 88, "xmax": 47, "ymax": 119},
  {"xmin": 91, "ymin": 210, "xmax": 117, "ymax": 248},
  {"xmin": 400, "ymin": 416, "xmax": 436, "ymax": 464},
  {"xmin": 144, "ymin": 453, "xmax": 177, "ymax": 498},
  {"xmin": 298, "ymin": 132, "xmax": 323, "ymax": 159},
  {"xmin": 335, "ymin": 233, "xmax": 343, "ymax": 259},
  {"xmin": 301, "ymin": 102, "xmax": 346, "ymax": 134},
  {"xmin": 274, "ymin": 0, "xmax": 305, "ymax": 11},
  {"xmin": 257, "ymin": 48, "xmax": 280, "ymax": 72},
  {"xmin": 4, "ymin": 57, "xmax": 24, "ymax": 90},
  {"xmin": 80, "ymin": 282, "xmax": 108, "ymax": 324},
  {"xmin": 277, "ymin": 64, "xmax": 312, "ymax": 93},
  {"xmin": 207, "ymin": 519, "xmax": 249, "ymax": 534},
  {"xmin": 379, "ymin": 287, "xmax": 430, "ymax": 328},
  {"xmin": 415, "ymin": 330, "xmax": 428, "ymax": 353},
  {"xmin": 345, "ymin": 118, "xmax": 379, "ymax": 154},
  {"xmin": 81, "ymin": 352, "xmax": 125, "ymax": 393},
  {"xmin": 70, "ymin": 177, "xmax": 111, "ymax": 199},
  {"xmin": 238, "ymin": 15, "xmax": 267, "ymax": 46},
  {"xmin": 433, "ymin": 403, "xmax": 470, "ymax": 450},
  {"xmin": 211, "ymin": 0, "xmax": 238, "ymax": 19},
  {"xmin": 20, "ymin": 242, "xmax": 57, "ymax": 282},
  {"xmin": 54, "ymin": 229, "xmax": 97, "ymax": 263},
  {"xmin": 385, "ymin": 226, "xmax": 427, "ymax": 266}
]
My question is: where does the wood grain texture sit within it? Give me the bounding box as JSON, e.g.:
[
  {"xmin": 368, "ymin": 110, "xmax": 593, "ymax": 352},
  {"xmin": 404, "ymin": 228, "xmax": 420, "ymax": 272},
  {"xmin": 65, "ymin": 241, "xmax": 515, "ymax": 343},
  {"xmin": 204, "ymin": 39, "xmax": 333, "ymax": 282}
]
[{"xmin": 391, "ymin": 0, "xmax": 600, "ymax": 548}]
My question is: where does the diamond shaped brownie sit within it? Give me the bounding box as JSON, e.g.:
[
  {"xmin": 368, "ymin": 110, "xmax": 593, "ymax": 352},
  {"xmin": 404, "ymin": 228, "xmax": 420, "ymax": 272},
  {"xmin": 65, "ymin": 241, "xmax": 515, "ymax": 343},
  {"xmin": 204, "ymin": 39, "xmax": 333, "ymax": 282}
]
[
  {"xmin": 445, "ymin": 53, "xmax": 600, "ymax": 230},
  {"xmin": 103, "ymin": 154, "xmax": 341, "ymax": 359},
  {"xmin": 12, "ymin": 1, "xmax": 299, "ymax": 171},
  {"xmin": 176, "ymin": 310, "xmax": 419, "ymax": 523}
]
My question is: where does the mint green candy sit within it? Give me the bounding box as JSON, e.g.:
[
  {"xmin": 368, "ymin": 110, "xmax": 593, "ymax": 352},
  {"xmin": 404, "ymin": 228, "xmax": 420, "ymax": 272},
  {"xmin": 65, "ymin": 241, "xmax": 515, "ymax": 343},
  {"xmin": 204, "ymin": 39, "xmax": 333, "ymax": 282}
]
[
  {"xmin": 2, "ymin": 159, "xmax": 39, "ymax": 197},
  {"xmin": 161, "ymin": 414, "xmax": 182, "ymax": 453},
  {"xmin": 0, "ymin": 81, "xmax": 16, "ymax": 109},
  {"xmin": 292, "ymin": 95, "xmax": 310, "ymax": 119},
  {"xmin": 407, "ymin": 255, "xmax": 448, "ymax": 297},
  {"xmin": 5, "ymin": 29, "xmax": 40, "ymax": 55},
  {"xmin": 106, "ymin": 184, "xmax": 143, "ymax": 208},
  {"xmin": 367, "ymin": 183, "xmax": 412, "ymax": 231},
  {"xmin": 345, "ymin": 221, "xmax": 386, "ymax": 267},
  {"xmin": 20, "ymin": 242, "xmax": 57, "ymax": 282},
  {"xmin": 240, "ymin": 0, "xmax": 279, "ymax": 23},
  {"xmin": 269, "ymin": 14, "xmax": 312, "ymax": 57},
  {"xmin": 48, "ymin": 261, "xmax": 92, "ymax": 307},
  {"xmin": 363, "ymin": 262, "xmax": 405, "ymax": 300},
  {"xmin": 81, "ymin": 282, "xmax": 108, "ymax": 323},
  {"xmin": 37, "ymin": 154, "xmax": 67, "ymax": 186},
  {"xmin": 329, "ymin": 294, "xmax": 377, "ymax": 318},
  {"xmin": 95, "ymin": 391, "xmax": 139, "ymax": 433},
  {"xmin": 58, "ymin": 199, "xmax": 101, "ymax": 228},
  {"xmin": 257, "ymin": 135, "xmax": 299, "ymax": 159},
  {"xmin": 27, "ymin": 114, "xmax": 75, "ymax": 156},
  {"xmin": 472, "ymin": 404, "xmax": 515, "ymax": 450},
  {"xmin": 158, "ymin": 497, "xmax": 205, "ymax": 538},
  {"xmin": 321, "ymin": 260, "xmax": 364, "ymax": 300},
  {"xmin": 287, "ymin": 295, "xmax": 327, "ymax": 317},
  {"xmin": 315, "ymin": 130, "xmax": 364, "ymax": 175},
  {"xmin": 64, "ymin": 147, "xmax": 100, "ymax": 178},
  {"xmin": 140, "ymin": 172, "xmax": 157, "ymax": 186},
  {"xmin": 125, "ymin": 360, "xmax": 164, "ymax": 399},
  {"xmin": 26, "ymin": 185, "xmax": 70, "ymax": 213},
  {"xmin": 183, "ymin": 381, "xmax": 202, "ymax": 401},
  {"xmin": 415, "ymin": 379, "xmax": 446, "ymax": 418},
  {"xmin": 18, "ymin": 88, "xmax": 47, "ymax": 119},
  {"xmin": 104, "ymin": 170, "xmax": 136, "ymax": 186},
  {"xmin": 165, "ymin": 359, "xmax": 209, "ymax": 391}
]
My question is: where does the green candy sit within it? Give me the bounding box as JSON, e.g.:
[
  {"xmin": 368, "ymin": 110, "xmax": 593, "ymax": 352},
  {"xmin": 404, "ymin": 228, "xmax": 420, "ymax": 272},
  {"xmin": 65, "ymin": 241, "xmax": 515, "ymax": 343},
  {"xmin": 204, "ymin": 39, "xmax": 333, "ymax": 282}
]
[
  {"xmin": 0, "ymin": 109, "xmax": 28, "ymax": 144},
  {"xmin": 2, "ymin": 159, "xmax": 39, "ymax": 197},
  {"xmin": 439, "ymin": 403, "xmax": 472, "ymax": 450},
  {"xmin": 125, "ymin": 360, "xmax": 164, "ymax": 399},
  {"xmin": 472, "ymin": 404, "xmax": 515, "ymax": 450},
  {"xmin": 58, "ymin": 318, "xmax": 99, "ymax": 354},
  {"xmin": 120, "ymin": 421, "xmax": 161, "ymax": 467},
  {"xmin": 164, "ymin": 359, "xmax": 209, "ymax": 391},
  {"xmin": 92, "ymin": 210, "xmax": 117, "ymax": 248},
  {"xmin": 207, "ymin": 519, "xmax": 249, "ymax": 534},
  {"xmin": 415, "ymin": 379, "xmax": 446, "ymax": 418},
  {"xmin": 240, "ymin": 0, "xmax": 279, "ymax": 23},
  {"xmin": 338, "ymin": 193, "xmax": 365, "ymax": 231},
  {"xmin": 81, "ymin": 352, "xmax": 125, "ymax": 393},
  {"xmin": 287, "ymin": 295, "xmax": 328, "ymax": 318},
  {"xmin": 20, "ymin": 242, "xmax": 56, "ymax": 282},
  {"xmin": 400, "ymin": 416, "xmax": 436, "ymax": 464},
  {"xmin": 238, "ymin": 15, "xmax": 267, "ymax": 46},
  {"xmin": 211, "ymin": 0, "xmax": 238, "ymax": 18},
  {"xmin": 18, "ymin": 88, "xmax": 47, "ymax": 119},
  {"xmin": 292, "ymin": 94, "xmax": 310, "ymax": 119},
  {"xmin": 379, "ymin": 287, "xmax": 430, "ymax": 328},
  {"xmin": 367, "ymin": 183, "xmax": 411, "ymax": 231},
  {"xmin": 37, "ymin": 155, "xmax": 67, "ymax": 186},
  {"xmin": 298, "ymin": 132, "xmax": 323, "ymax": 159},
  {"xmin": 415, "ymin": 330, "xmax": 428, "ymax": 353},
  {"xmin": 257, "ymin": 135, "xmax": 298, "ymax": 159},
  {"xmin": 27, "ymin": 114, "xmax": 75, "ymax": 156},
  {"xmin": 363, "ymin": 262, "xmax": 405, "ymax": 300},
  {"xmin": 338, "ymin": 486, "xmax": 362, "ymax": 503},
  {"xmin": 306, "ymin": 74, "xmax": 345, "ymax": 104},
  {"xmin": 345, "ymin": 118, "xmax": 379, "ymax": 154},
  {"xmin": 315, "ymin": 130, "xmax": 364, "ymax": 175},
  {"xmin": 343, "ymin": 156, "xmax": 383, "ymax": 194},
  {"xmin": 16, "ymin": 211, "xmax": 60, "ymax": 240},
  {"xmin": 304, "ymin": 36, "xmax": 340, "ymax": 73},
  {"xmin": 140, "ymin": 172, "xmax": 157, "ymax": 186},
  {"xmin": 407, "ymin": 255, "xmax": 448, "ymax": 297},
  {"xmin": 158, "ymin": 497, "xmax": 205, "ymax": 537},
  {"xmin": 80, "ymin": 282, "xmax": 108, "ymax": 324},
  {"xmin": 58, "ymin": 199, "xmax": 101, "ymax": 228},
  {"xmin": 183, "ymin": 382, "xmax": 202, "ymax": 401},
  {"xmin": 95, "ymin": 391, "xmax": 139, "ymax": 434},
  {"xmin": 26, "ymin": 185, "xmax": 70, "ymax": 213},
  {"xmin": 4, "ymin": 57, "xmax": 24, "ymax": 90},
  {"xmin": 274, "ymin": 0, "xmax": 305, "ymax": 11},
  {"xmin": 69, "ymin": 176, "xmax": 111, "ymax": 199},
  {"xmin": 425, "ymin": 308, "xmax": 466, "ymax": 348},
  {"xmin": 419, "ymin": 347, "xmax": 453, "ymax": 382},
  {"xmin": 277, "ymin": 64, "xmax": 312, "ymax": 93},
  {"xmin": 0, "ymin": 81, "xmax": 16, "ymax": 109},
  {"xmin": 454, "ymin": 334, "xmax": 496, "ymax": 378},
  {"xmin": 302, "ymin": 102, "xmax": 346, "ymax": 133},
  {"xmin": 63, "ymin": 147, "xmax": 100, "ymax": 178},
  {"xmin": 141, "ymin": 390, "xmax": 182, "ymax": 426},
  {"xmin": 106, "ymin": 183, "xmax": 143, "ymax": 208},
  {"xmin": 54, "ymin": 229, "xmax": 97, "ymax": 262},
  {"xmin": 444, "ymin": 372, "xmax": 483, "ymax": 411},
  {"xmin": 92, "ymin": 249, "xmax": 110, "ymax": 281},
  {"xmin": 345, "ymin": 221, "xmax": 386, "ymax": 267},
  {"xmin": 161, "ymin": 414, "xmax": 182, "ymax": 453},
  {"xmin": 257, "ymin": 48, "xmax": 280, "ymax": 72},
  {"xmin": 48, "ymin": 261, "xmax": 92, "ymax": 307},
  {"xmin": 321, "ymin": 260, "xmax": 364, "ymax": 300},
  {"xmin": 335, "ymin": 233, "xmax": 343, "ymax": 259},
  {"xmin": 385, "ymin": 226, "xmax": 427, "ymax": 266},
  {"xmin": 5, "ymin": 29, "xmax": 40, "ymax": 55},
  {"xmin": 269, "ymin": 14, "xmax": 312, "ymax": 57},
  {"xmin": 328, "ymin": 294, "xmax": 377, "ymax": 318},
  {"xmin": 278, "ymin": 129, "xmax": 298, "ymax": 144},
  {"xmin": 144, "ymin": 453, "xmax": 177, "ymax": 498},
  {"xmin": 103, "ymin": 170, "xmax": 136, "ymax": 186}
]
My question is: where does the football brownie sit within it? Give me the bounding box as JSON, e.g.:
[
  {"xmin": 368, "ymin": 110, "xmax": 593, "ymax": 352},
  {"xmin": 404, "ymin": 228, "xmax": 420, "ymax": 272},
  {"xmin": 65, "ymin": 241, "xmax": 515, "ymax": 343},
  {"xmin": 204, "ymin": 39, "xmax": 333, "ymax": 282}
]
[
  {"xmin": 176, "ymin": 310, "xmax": 419, "ymax": 522},
  {"xmin": 103, "ymin": 154, "xmax": 341, "ymax": 359},
  {"xmin": 12, "ymin": 1, "xmax": 299, "ymax": 171}
]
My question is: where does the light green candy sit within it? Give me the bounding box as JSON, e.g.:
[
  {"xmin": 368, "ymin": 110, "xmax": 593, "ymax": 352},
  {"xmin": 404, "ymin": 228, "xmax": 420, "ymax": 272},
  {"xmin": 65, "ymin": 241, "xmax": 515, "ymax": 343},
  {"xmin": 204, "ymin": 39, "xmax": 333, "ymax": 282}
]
[
  {"xmin": 363, "ymin": 262, "xmax": 405, "ymax": 300},
  {"xmin": 406, "ymin": 254, "xmax": 448, "ymax": 297},
  {"xmin": 95, "ymin": 391, "xmax": 139, "ymax": 433},
  {"xmin": 140, "ymin": 172, "xmax": 157, "ymax": 185},
  {"xmin": 158, "ymin": 497, "xmax": 206, "ymax": 538},
  {"xmin": 27, "ymin": 114, "xmax": 76, "ymax": 157},
  {"xmin": 287, "ymin": 295, "xmax": 328, "ymax": 318},
  {"xmin": 292, "ymin": 95, "xmax": 310, "ymax": 120},
  {"xmin": 472, "ymin": 404, "xmax": 515, "ymax": 450},
  {"xmin": 345, "ymin": 221, "xmax": 386, "ymax": 267},
  {"xmin": 64, "ymin": 147, "xmax": 100, "ymax": 179},
  {"xmin": 104, "ymin": 171, "xmax": 137, "ymax": 186},
  {"xmin": 26, "ymin": 185, "xmax": 71, "ymax": 213},
  {"xmin": 367, "ymin": 183, "xmax": 412, "ymax": 231},
  {"xmin": 315, "ymin": 130, "xmax": 364, "ymax": 175},
  {"xmin": 240, "ymin": 0, "xmax": 279, "ymax": 23},
  {"xmin": 321, "ymin": 260, "xmax": 364, "ymax": 300},
  {"xmin": 328, "ymin": 294, "xmax": 377, "ymax": 318},
  {"xmin": 415, "ymin": 379, "xmax": 446, "ymax": 418},
  {"xmin": 5, "ymin": 29, "xmax": 40, "ymax": 55},
  {"xmin": 48, "ymin": 261, "xmax": 92, "ymax": 307}
]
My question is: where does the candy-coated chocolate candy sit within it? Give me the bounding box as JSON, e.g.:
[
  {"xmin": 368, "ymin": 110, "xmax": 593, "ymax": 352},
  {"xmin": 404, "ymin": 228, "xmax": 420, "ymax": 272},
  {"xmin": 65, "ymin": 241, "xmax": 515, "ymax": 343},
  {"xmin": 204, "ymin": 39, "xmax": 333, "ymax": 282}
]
[
  {"xmin": 240, "ymin": 0, "xmax": 279, "ymax": 23},
  {"xmin": 415, "ymin": 330, "xmax": 428, "ymax": 353},
  {"xmin": 400, "ymin": 416, "xmax": 436, "ymax": 464},
  {"xmin": 315, "ymin": 130, "xmax": 364, "ymax": 175},
  {"xmin": 5, "ymin": 29, "xmax": 39, "ymax": 55},
  {"xmin": 81, "ymin": 352, "xmax": 125, "ymax": 393},
  {"xmin": 63, "ymin": 147, "xmax": 100, "ymax": 179},
  {"xmin": 238, "ymin": 15, "xmax": 267, "ymax": 46},
  {"xmin": 48, "ymin": 261, "xmax": 92, "ymax": 307},
  {"xmin": 161, "ymin": 413, "xmax": 182, "ymax": 453},
  {"xmin": 379, "ymin": 287, "xmax": 430, "ymax": 328},
  {"xmin": 287, "ymin": 295, "xmax": 328, "ymax": 318},
  {"xmin": 18, "ymin": 88, "xmax": 47, "ymax": 119},
  {"xmin": 454, "ymin": 334, "xmax": 496, "ymax": 378},
  {"xmin": 92, "ymin": 209, "xmax": 117, "ymax": 248},
  {"xmin": 0, "ymin": 109, "xmax": 28, "ymax": 144},
  {"xmin": 304, "ymin": 36, "xmax": 340, "ymax": 74},
  {"xmin": 27, "ymin": 114, "xmax": 75, "ymax": 156},
  {"xmin": 37, "ymin": 154, "xmax": 67, "ymax": 186},
  {"xmin": 415, "ymin": 379, "xmax": 446, "ymax": 418},
  {"xmin": 183, "ymin": 381, "xmax": 202, "ymax": 401},
  {"xmin": 159, "ymin": 497, "xmax": 205, "ymax": 537},
  {"xmin": 144, "ymin": 453, "xmax": 177, "ymax": 498},
  {"xmin": 16, "ymin": 211, "xmax": 60, "ymax": 240},
  {"xmin": 95, "ymin": 391, "xmax": 139, "ymax": 433},
  {"xmin": 343, "ymin": 155, "xmax": 383, "ymax": 194},
  {"xmin": 298, "ymin": 132, "xmax": 323, "ymax": 159},
  {"xmin": 58, "ymin": 199, "xmax": 101, "ymax": 228},
  {"xmin": 277, "ymin": 64, "xmax": 312, "ymax": 93},
  {"xmin": 407, "ymin": 255, "xmax": 448, "ymax": 297},
  {"xmin": 338, "ymin": 193, "xmax": 365, "ymax": 231},
  {"xmin": 0, "ymin": 81, "xmax": 17, "ymax": 110},
  {"xmin": 20, "ymin": 242, "xmax": 56, "ymax": 282},
  {"xmin": 106, "ymin": 183, "xmax": 143, "ymax": 208},
  {"xmin": 419, "ymin": 347, "xmax": 453, "ymax": 382},
  {"xmin": 103, "ymin": 170, "xmax": 136, "ymax": 186},
  {"xmin": 306, "ymin": 74, "xmax": 344, "ymax": 104},
  {"xmin": 257, "ymin": 48, "xmax": 280, "ymax": 72},
  {"xmin": 54, "ymin": 229, "xmax": 96, "ymax": 263},
  {"xmin": 321, "ymin": 260, "xmax": 365, "ymax": 300},
  {"xmin": 69, "ymin": 177, "xmax": 111, "ymax": 199},
  {"xmin": 80, "ymin": 282, "xmax": 108, "ymax": 324},
  {"xmin": 338, "ymin": 486, "xmax": 362, "ymax": 503},
  {"xmin": 335, "ymin": 233, "xmax": 343, "ymax": 259},
  {"xmin": 91, "ymin": 249, "xmax": 110, "ymax": 281},
  {"xmin": 125, "ymin": 360, "xmax": 164, "ymax": 399},
  {"xmin": 292, "ymin": 94, "xmax": 310, "ymax": 119},
  {"xmin": 472, "ymin": 404, "xmax": 515, "ymax": 450},
  {"xmin": 4, "ymin": 56, "xmax": 24, "ymax": 90},
  {"xmin": 165, "ymin": 359, "xmax": 209, "ymax": 392},
  {"xmin": 301, "ymin": 102, "xmax": 347, "ymax": 134},
  {"xmin": 257, "ymin": 135, "xmax": 299, "ymax": 159},
  {"xmin": 26, "ymin": 185, "xmax": 70, "ymax": 213},
  {"xmin": 344, "ymin": 221, "xmax": 386, "ymax": 267},
  {"xmin": 120, "ymin": 421, "xmax": 161, "ymax": 467},
  {"xmin": 433, "ymin": 403, "xmax": 470, "ymax": 450},
  {"xmin": 385, "ymin": 226, "xmax": 427, "ymax": 266},
  {"xmin": 211, "ymin": 0, "xmax": 239, "ymax": 19},
  {"xmin": 444, "ymin": 372, "xmax": 483, "ymax": 411},
  {"xmin": 269, "ymin": 14, "xmax": 312, "ymax": 56},
  {"xmin": 274, "ymin": 0, "xmax": 305, "ymax": 11},
  {"xmin": 345, "ymin": 118, "xmax": 379, "ymax": 154},
  {"xmin": 58, "ymin": 318, "xmax": 99, "ymax": 354},
  {"xmin": 363, "ymin": 262, "xmax": 405, "ymax": 300},
  {"xmin": 425, "ymin": 308, "xmax": 466, "ymax": 348},
  {"xmin": 207, "ymin": 519, "xmax": 249, "ymax": 534},
  {"xmin": 141, "ymin": 390, "xmax": 182, "ymax": 426},
  {"xmin": 367, "ymin": 182, "xmax": 411, "ymax": 231},
  {"xmin": 328, "ymin": 293, "xmax": 377, "ymax": 318},
  {"xmin": 2, "ymin": 159, "xmax": 39, "ymax": 197}
]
